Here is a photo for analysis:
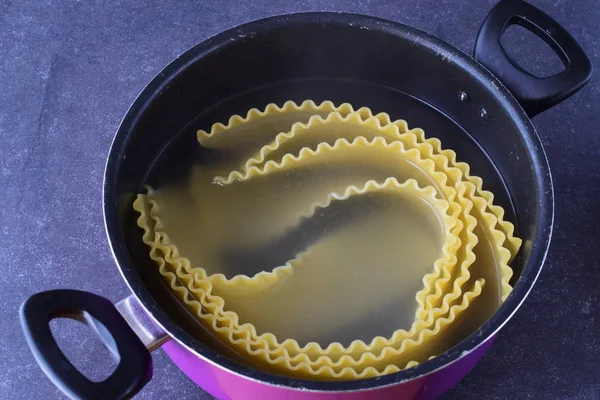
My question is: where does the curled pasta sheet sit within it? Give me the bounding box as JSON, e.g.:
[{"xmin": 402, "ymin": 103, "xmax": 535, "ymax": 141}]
[
  {"xmin": 205, "ymin": 129, "xmax": 486, "ymax": 365},
  {"xmin": 134, "ymin": 181, "xmax": 483, "ymax": 378},
  {"xmin": 145, "ymin": 137, "xmax": 471, "ymax": 345},
  {"xmin": 199, "ymin": 102, "xmax": 516, "ymax": 299},
  {"xmin": 198, "ymin": 100, "xmax": 519, "ymax": 263},
  {"xmin": 133, "ymin": 101, "xmax": 520, "ymax": 379},
  {"xmin": 219, "ymin": 110, "xmax": 514, "ymax": 301}
]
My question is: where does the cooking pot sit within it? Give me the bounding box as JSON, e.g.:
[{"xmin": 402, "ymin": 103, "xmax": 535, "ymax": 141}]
[{"xmin": 20, "ymin": 0, "xmax": 591, "ymax": 399}]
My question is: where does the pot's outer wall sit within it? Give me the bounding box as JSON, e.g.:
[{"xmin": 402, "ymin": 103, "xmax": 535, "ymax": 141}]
[
  {"xmin": 161, "ymin": 338, "xmax": 496, "ymax": 400},
  {"xmin": 2, "ymin": 1, "xmax": 597, "ymax": 400}
]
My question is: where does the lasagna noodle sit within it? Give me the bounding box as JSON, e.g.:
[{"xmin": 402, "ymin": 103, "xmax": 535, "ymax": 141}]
[{"xmin": 133, "ymin": 101, "xmax": 520, "ymax": 379}]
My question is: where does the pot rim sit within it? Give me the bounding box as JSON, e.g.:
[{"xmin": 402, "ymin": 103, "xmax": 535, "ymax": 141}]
[{"xmin": 103, "ymin": 11, "xmax": 554, "ymax": 392}]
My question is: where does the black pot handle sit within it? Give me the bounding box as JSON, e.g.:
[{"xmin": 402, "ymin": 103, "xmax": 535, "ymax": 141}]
[
  {"xmin": 474, "ymin": 0, "xmax": 592, "ymax": 117},
  {"xmin": 20, "ymin": 290, "xmax": 153, "ymax": 400}
]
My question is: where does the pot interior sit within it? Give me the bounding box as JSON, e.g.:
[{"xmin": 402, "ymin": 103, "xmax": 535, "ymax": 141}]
[{"xmin": 106, "ymin": 12, "xmax": 551, "ymax": 387}]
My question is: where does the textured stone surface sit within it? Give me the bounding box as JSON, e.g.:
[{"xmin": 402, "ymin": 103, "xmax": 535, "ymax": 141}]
[{"xmin": 1, "ymin": 0, "xmax": 598, "ymax": 399}]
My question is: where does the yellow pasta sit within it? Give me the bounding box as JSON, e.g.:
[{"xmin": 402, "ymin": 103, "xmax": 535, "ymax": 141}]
[{"xmin": 133, "ymin": 101, "xmax": 520, "ymax": 379}]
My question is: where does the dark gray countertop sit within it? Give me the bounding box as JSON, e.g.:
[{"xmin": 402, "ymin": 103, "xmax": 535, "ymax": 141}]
[{"xmin": 1, "ymin": 0, "xmax": 598, "ymax": 399}]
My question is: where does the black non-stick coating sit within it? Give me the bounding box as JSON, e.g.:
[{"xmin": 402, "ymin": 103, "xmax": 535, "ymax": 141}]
[{"xmin": 104, "ymin": 13, "xmax": 552, "ymax": 391}]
